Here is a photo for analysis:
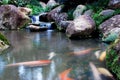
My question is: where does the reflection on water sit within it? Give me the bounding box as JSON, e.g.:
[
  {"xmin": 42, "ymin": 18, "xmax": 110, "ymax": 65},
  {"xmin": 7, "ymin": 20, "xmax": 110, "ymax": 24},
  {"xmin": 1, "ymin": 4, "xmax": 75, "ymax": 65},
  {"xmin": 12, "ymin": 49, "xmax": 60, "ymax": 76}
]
[
  {"xmin": 0, "ymin": 30, "xmax": 107, "ymax": 80},
  {"xmin": 18, "ymin": 66, "xmax": 43, "ymax": 80}
]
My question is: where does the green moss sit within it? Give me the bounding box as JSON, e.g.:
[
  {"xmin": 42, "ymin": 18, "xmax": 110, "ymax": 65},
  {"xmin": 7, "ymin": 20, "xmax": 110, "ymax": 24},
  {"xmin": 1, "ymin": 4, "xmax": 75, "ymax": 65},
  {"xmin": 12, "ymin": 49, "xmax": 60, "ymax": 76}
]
[
  {"xmin": 0, "ymin": 33, "xmax": 9, "ymax": 45},
  {"xmin": 106, "ymin": 40, "xmax": 120, "ymax": 80}
]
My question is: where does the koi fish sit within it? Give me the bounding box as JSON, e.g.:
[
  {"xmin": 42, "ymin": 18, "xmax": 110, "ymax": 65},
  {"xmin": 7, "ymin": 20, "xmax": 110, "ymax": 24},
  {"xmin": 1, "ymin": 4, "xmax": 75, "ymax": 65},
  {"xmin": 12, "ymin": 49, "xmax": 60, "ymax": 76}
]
[
  {"xmin": 71, "ymin": 48, "xmax": 98, "ymax": 56},
  {"xmin": 97, "ymin": 68, "xmax": 113, "ymax": 78},
  {"xmin": 59, "ymin": 68, "xmax": 74, "ymax": 80},
  {"xmin": 6, "ymin": 60, "xmax": 51, "ymax": 67},
  {"xmin": 99, "ymin": 51, "xmax": 106, "ymax": 62},
  {"xmin": 89, "ymin": 62, "xmax": 114, "ymax": 80},
  {"xmin": 89, "ymin": 62, "xmax": 102, "ymax": 80}
]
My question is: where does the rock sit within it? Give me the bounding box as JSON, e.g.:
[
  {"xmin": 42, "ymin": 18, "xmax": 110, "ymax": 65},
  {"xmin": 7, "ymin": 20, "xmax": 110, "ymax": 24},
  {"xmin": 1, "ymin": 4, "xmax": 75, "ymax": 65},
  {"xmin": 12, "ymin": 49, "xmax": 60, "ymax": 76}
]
[
  {"xmin": 102, "ymin": 28, "xmax": 120, "ymax": 42},
  {"xmin": 58, "ymin": 21, "xmax": 73, "ymax": 31},
  {"xmin": 56, "ymin": 13, "xmax": 68, "ymax": 23},
  {"xmin": 106, "ymin": 38, "xmax": 120, "ymax": 80},
  {"xmin": 83, "ymin": 9, "xmax": 93, "ymax": 17},
  {"xmin": 99, "ymin": 9, "xmax": 115, "ymax": 17},
  {"xmin": 0, "ymin": 33, "xmax": 9, "ymax": 52},
  {"xmin": 108, "ymin": 0, "xmax": 120, "ymax": 8},
  {"xmin": 27, "ymin": 25, "xmax": 48, "ymax": 32},
  {"xmin": 46, "ymin": 0, "xmax": 59, "ymax": 9},
  {"xmin": 99, "ymin": 15, "xmax": 120, "ymax": 42},
  {"xmin": 66, "ymin": 15, "xmax": 95, "ymax": 38},
  {"xmin": 0, "ymin": 40, "xmax": 9, "ymax": 52},
  {"xmin": 0, "ymin": 5, "xmax": 30, "ymax": 30},
  {"xmin": 18, "ymin": 7, "xmax": 32, "ymax": 15},
  {"xmin": 73, "ymin": 5, "xmax": 87, "ymax": 19},
  {"xmin": 47, "ymin": 6, "xmax": 63, "ymax": 21},
  {"xmin": 47, "ymin": 5, "xmax": 68, "ymax": 24},
  {"xmin": 39, "ymin": 1, "xmax": 46, "ymax": 9}
]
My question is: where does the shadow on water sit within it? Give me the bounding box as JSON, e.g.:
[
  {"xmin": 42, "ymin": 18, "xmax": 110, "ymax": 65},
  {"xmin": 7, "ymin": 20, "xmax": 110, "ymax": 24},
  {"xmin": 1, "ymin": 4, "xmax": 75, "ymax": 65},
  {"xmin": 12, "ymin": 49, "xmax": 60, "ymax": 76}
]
[{"xmin": 0, "ymin": 30, "xmax": 108, "ymax": 80}]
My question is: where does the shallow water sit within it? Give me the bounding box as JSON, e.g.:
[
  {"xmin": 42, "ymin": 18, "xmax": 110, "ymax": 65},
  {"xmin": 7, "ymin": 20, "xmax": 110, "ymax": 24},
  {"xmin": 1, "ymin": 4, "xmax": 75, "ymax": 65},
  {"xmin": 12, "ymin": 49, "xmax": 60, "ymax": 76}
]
[{"xmin": 0, "ymin": 30, "xmax": 107, "ymax": 80}]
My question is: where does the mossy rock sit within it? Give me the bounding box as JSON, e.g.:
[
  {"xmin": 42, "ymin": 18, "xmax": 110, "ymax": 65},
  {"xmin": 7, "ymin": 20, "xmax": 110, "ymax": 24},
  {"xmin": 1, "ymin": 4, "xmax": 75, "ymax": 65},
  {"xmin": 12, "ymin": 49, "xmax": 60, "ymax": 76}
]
[
  {"xmin": 102, "ymin": 32, "xmax": 119, "ymax": 43},
  {"xmin": 106, "ymin": 38, "xmax": 120, "ymax": 80},
  {"xmin": 0, "ymin": 33, "xmax": 9, "ymax": 45}
]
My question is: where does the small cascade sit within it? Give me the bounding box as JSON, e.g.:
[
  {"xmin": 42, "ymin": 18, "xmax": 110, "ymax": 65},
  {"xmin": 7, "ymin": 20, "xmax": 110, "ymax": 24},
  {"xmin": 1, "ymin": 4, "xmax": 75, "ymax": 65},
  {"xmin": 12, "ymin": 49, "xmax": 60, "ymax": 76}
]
[{"xmin": 28, "ymin": 13, "xmax": 56, "ymax": 32}]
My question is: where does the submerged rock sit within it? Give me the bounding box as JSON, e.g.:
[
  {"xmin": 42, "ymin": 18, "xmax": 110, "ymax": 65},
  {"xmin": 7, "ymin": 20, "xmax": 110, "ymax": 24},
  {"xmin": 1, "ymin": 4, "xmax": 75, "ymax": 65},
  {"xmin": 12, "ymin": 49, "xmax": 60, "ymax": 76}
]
[
  {"xmin": 0, "ymin": 5, "xmax": 30, "ymax": 30},
  {"xmin": 66, "ymin": 15, "xmax": 95, "ymax": 38},
  {"xmin": 106, "ymin": 38, "xmax": 120, "ymax": 80},
  {"xmin": 99, "ymin": 15, "xmax": 120, "ymax": 43}
]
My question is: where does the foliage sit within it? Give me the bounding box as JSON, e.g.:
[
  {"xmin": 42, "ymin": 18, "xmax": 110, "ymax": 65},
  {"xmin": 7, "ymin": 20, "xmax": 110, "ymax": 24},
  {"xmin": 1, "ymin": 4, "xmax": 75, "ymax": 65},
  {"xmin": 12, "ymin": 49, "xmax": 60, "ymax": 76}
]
[
  {"xmin": 106, "ymin": 46, "xmax": 120, "ymax": 80},
  {"xmin": 26, "ymin": 4, "xmax": 44, "ymax": 15},
  {"xmin": 67, "ymin": 8, "xmax": 75, "ymax": 20},
  {"xmin": 0, "ymin": 33, "xmax": 9, "ymax": 45},
  {"xmin": 86, "ymin": 0, "xmax": 110, "ymax": 27},
  {"xmin": 87, "ymin": 0, "xmax": 109, "ymax": 12},
  {"xmin": 114, "ymin": 9, "xmax": 120, "ymax": 15},
  {"xmin": 1, "ymin": 0, "xmax": 9, "ymax": 4}
]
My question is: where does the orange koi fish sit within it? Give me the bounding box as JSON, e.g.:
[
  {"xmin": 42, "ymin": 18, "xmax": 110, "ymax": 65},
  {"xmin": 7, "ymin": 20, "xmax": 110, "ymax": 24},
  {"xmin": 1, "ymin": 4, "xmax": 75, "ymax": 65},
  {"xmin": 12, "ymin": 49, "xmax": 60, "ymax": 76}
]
[
  {"xmin": 6, "ymin": 60, "xmax": 51, "ymax": 67},
  {"xmin": 71, "ymin": 48, "xmax": 98, "ymax": 56},
  {"xmin": 59, "ymin": 68, "xmax": 74, "ymax": 80}
]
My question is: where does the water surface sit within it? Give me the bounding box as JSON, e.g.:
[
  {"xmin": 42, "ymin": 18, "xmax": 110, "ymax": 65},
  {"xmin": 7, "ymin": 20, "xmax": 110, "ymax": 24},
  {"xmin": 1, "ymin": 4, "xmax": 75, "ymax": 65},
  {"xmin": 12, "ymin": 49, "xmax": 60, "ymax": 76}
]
[{"xmin": 0, "ymin": 30, "xmax": 107, "ymax": 80}]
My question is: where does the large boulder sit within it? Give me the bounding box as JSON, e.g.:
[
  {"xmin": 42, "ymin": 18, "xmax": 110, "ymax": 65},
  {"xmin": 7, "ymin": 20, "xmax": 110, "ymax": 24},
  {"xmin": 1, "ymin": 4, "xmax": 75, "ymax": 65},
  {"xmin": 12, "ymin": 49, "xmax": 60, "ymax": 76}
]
[
  {"xmin": 47, "ymin": 5, "xmax": 68, "ymax": 27},
  {"xmin": 108, "ymin": 0, "xmax": 120, "ymax": 8},
  {"xmin": 0, "ymin": 5, "xmax": 30, "ymax": 30},
  {"xmin": 66, "ymin": 15, "xmax": 96, "ymax": 38},
  {"xmin": 47, "ymin": 6, "xmax": 63, "ymax": 21},
  {"xmin": 73, "ymin": 5, "xmax": 87, "ymax": 19},
  {"xmin": 99, "ymin": 15, "xmax": 120, "ymax": 42},
  {"xmin": 106, "ymin": 38, "xmax": 120, "ymax": 80}
]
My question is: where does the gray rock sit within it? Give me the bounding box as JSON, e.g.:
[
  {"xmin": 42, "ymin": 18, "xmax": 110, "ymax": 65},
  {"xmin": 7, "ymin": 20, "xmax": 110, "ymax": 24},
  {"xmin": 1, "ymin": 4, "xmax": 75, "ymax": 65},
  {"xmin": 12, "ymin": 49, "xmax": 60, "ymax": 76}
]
[
  {"xmin": 83, "ymin": 9, "xmax": 93, "ymax": 17},
  {"xmin": 108, "ymin": 0, "xmax": 120, "ymax": 8},
  {"xmin": 66, "ymin": 15, "xmax": 95, "ymax": 38},
  {"xmin": 47, "ymin": 6, "xmax": 63, "ymax": 21},
  {"xmin": 99, "ymin": 15, "xmax": 120, "ymax": 36},
  {"xmin": 73, "ymin": 5, "xmax": 87, "ymax": 19},
  {"xmin": 99, "ymin": 9, "xmax": 115, "ymax": 17},
  {"xmin": 99, "ymin": 15, "xmax": 120, "ymax": 42},
  {"xmin": 39, "ymin": 1, "xmax": 46, "ymax": 9},
  {"xmin": 58, "ymin": 21, "xmax": 73, "ymax": 31},
  {"xmin": 46, "ymin": 0, "xmax": 59, "ymax": 9}
]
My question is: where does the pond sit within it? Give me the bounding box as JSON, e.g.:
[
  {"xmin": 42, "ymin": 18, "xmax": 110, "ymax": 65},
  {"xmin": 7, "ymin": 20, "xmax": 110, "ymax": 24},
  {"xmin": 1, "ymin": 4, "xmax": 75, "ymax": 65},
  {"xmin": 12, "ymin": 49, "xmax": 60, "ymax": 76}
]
[{"xmin": 0, "ymin": 30, "xmax": 107, "ymax": 80}]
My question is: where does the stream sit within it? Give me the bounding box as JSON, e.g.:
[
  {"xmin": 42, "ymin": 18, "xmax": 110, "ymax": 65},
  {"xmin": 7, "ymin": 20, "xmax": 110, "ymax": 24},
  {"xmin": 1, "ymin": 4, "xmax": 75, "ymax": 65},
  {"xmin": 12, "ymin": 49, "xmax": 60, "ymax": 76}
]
[{"xmin": 0, "ymin": 30, "xmax": 107, "ymax": 80}]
